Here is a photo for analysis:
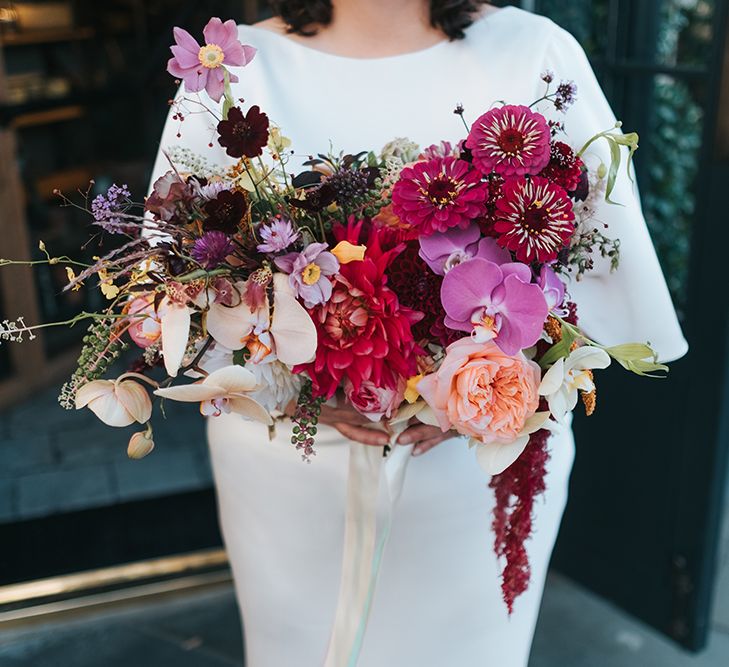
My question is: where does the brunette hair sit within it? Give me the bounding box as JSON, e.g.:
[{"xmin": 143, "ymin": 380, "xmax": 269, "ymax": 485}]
[{"xmin": 268, "ymin": 1, "xmax": 491, "ymax": 40}]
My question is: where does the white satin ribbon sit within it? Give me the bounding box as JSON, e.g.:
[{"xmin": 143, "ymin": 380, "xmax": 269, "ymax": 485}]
[{"xmin": 323, "ymin": 422, "xmax": 414, "ymax": 667}]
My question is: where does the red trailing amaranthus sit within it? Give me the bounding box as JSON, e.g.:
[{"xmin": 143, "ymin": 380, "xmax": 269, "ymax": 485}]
[{"xmin": 489, "ymin": 427, "xmax": 551, "ymax": 614}]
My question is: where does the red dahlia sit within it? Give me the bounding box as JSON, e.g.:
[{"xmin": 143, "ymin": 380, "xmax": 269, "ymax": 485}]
[
  {"xmin": 391, "ymin": 156, "xmax": 489, "ymax": 237},
  {"xmin": 297, "ymin": 219, "xmax": 424, "ymax": 398},
  {"xmin": 539, "ymin": 141, "xmax": 585, "ymax": 192},
  {"xmin": 494, "ymin": 176, "xmax": 575, "ymax": 263}
]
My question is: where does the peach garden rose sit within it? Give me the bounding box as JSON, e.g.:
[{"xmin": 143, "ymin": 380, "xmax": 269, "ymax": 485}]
[{"xmin": 417, "ymin": 337, "xmax": 548, "ymax": 474}]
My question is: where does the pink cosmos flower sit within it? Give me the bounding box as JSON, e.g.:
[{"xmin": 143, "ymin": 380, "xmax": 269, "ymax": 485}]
[
  {"xmin": 441, "ymin": 258, "xmax": 549, "ymax": 355},
  {"xmin": 391, "ymin": 156, "xmax": 489, "ymax": 236},
  {"xmin": 167, "ymin": 18, "xmax": 256, "ymax": 102},
  {"xmin": 494, "ymin": 176, "xmax": 575, "ymax": 263},
  {"xmin": 466, "ymin": 105, "xmax": 551, "ymax": 177},
  {"xmin": 418, "ymin": 223, "xmax": 511, "ymax": 275}
]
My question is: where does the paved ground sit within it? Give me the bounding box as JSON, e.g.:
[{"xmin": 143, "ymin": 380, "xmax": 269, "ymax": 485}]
[
  {"xmin": 0, "ymin": 381, "xmax": 209, "ymax": 523},
  {"xmin": 0, "ymin": 572, "xmax": 727, "ymax": 667}
]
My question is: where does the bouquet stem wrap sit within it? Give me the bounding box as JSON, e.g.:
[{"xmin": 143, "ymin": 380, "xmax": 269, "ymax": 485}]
[{"xmin": 324, "ymin": 421, "xmax": 413, "ymax": 667}]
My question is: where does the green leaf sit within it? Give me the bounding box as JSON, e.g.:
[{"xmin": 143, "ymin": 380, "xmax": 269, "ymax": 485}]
[
  {"xmin": 605, "ymin": 137, "xmax": 622, "ymax": 204},
  {"xmin": 616, "ymin": 358, "xmax": 669, "ymax": 377},
  {"xmin": 538, "ymin": 326, "xmax": 577, "ymax": 369},
  {"xmin": 606, "ymin": 343, "xmax": 657, "ymax": 361},
  {"xmin": 222, "ymin": 69, "xmax": 234, "ymax": 120}
]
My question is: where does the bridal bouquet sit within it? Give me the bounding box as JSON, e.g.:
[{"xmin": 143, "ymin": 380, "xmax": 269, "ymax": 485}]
[{"xmin": 0, "ymin": 18, "xmax": 667, "ymax": 614}]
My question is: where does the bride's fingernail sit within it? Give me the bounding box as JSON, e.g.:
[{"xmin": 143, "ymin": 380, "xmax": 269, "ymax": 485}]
[
  {"xmin": 412, "ymin": 446, "xmax": 423, "ymax": 456},
  {"xmin": 398, "ymin": 434, "xmax": 411, "ymax": 444}
]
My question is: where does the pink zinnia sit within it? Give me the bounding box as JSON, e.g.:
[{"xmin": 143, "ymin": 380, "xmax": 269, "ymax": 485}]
[
  {"xmin": 466, "ymin": 105, "xmax": 551, "ymax": 177},
  {"xmin": 391, "ymin": 156, "xmax": 489, "ymax": 237},
  {"xmin": 167, "ymin": 17, "xmax": 256, "ymax": 102},
  {"xmin": 494, "ymin": 176, "xmax": 575, "ymax": 263}
]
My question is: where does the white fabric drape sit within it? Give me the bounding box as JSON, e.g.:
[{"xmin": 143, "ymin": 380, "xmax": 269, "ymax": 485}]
[{"xmin": 149, "ymin": 7, "xmax": 687, "ymax": 665}]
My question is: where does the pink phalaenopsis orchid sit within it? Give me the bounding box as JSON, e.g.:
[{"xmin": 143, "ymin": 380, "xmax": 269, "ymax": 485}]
[
  {"xmin": 441, "ymin": 258, "xmax": 548, "ymax": 355},
  {"xmin": 418, "ymin": 223, "xmax": 511, "ymax": 275},
  {"xmin": 167, "ymin": 17, "xmax": 256, "ymax": 102}
]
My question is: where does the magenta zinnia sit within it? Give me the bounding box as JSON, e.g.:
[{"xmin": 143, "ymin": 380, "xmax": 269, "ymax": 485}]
[
  {"xmin": 494, "ymin": 176, "xmax": 575, "ymax": 263},
  {"xmin": 391, "ymin": 156, "xmax": 489, "ymax": 237},
  {"xmin": 466, "ymin": 105, "xmax": 551, "ymax": 177}
]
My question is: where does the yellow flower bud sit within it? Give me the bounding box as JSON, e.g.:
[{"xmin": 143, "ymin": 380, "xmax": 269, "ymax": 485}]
[
  {"xmin": 127, "ymin": 429, "xmax": 155, "ymax": 459},
  {"xmin": 331, "ymin": 241, "xmax": 366, "ymax": 265},
  {"xmin": 404, "ymin": 374, "xmax": 424, "ymax": 404}
]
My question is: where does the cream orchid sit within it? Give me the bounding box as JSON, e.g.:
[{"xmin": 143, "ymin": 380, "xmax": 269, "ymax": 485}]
[
  {"xmin": 76, "ymin": 376, "xmax": 153, "ymax": 427},
  {"xmin": 473, "ymin": 411, "xmax": 551, "ymax": 476},
  {"xmin": 159, "ymin": 296, "xmax": 192, "ymax": 377},
  {"xmin": 154, "ymin": 365, "xmax": 273, "ymax": 424},
  {"xmin": 539, "ymin": 346, "xmax": 611, "ymax": 422},
  {"xmin": 200, "ymin": 275, "xmax": 317, "ymax": 367}
]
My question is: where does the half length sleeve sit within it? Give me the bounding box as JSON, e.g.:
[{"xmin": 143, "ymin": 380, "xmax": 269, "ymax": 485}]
[{"xmin": 541, "ymin": 26, "xmax": 688, "ymax": 362}]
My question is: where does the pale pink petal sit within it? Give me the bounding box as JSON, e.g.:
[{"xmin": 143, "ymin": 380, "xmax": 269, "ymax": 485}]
[
  {"xmin": 160, "ymin": 299, "xmax": 191, "ymax": 377},
  {"xmin": 475, "ymin": 435, "xmax": 530, "ymax": 475},
  {"xmin": 170, "ymin": 44, "xmax": 201, "ymax": 69},
  {"xmin": 206, "ymin": 301, "xmax": 256, "ymax": 351},
  {"xmin": 172, "ymin": 27, "xmax": 201, "ymax": 55},
  {"xmin": 203, "ymin": 365, "xmax": 257, "ymax": 393},
  {"xmin": 202, "ymin": 17, "xmax": 228, "ymax": 46},
  {"xmin": 568, "ymin": 346, "xmax": 611, "ymax": 372},
  {"xmin": 270, "ymin": 273, "xmax": 318, "ymax": 365},
  {"xmin": 155, "ymin": 383, "xmax": 223, "ymax": 402},
  {"xmin": 115, "ymin": 381, "xmax": 153, "ymax": 424},
  {"xmin": 205, "ymin": 69, "xmax": 226, "ymax": 102},
  {"xmin": 75, "ymin": 380, "xmax": 114, "ymax": 409},
  {"xmin": 415, "ymin": 374, "xmax": 451, "ymax": 432},
  {"xmin": 520, "ymin": 411, "xmax": 551, "ymax": 436},
  {"xmin": 85, "ymin": 392, "xmax": 135, "ymax": 428},
  {"xmin": 538, "ymin": 357, "xmax": 566, "ymax": 396},
  {"xmin": 227, "ymin": 395, "xmax": 273, "ymax": 425}
]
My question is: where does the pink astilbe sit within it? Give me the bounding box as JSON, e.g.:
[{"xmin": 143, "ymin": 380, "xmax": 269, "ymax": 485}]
[{"xmin": 489, "ymin": 427, "xmax": 551, "ymax": 614}]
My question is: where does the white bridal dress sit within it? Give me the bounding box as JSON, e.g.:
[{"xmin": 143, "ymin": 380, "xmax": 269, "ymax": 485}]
[{"xmin": 150, "ymin": 7, "xmax": 688, "ymax": 666}]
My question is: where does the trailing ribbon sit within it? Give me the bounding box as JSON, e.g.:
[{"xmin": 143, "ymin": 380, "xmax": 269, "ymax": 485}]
[{"xmin": 323, "ymin": 416, "xmax": 415, "ymax": 667}]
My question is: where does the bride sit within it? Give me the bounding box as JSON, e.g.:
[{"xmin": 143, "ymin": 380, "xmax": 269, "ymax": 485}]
[{"xmin": 150, "ymin": 2, "xmax": 688, "ymax": 665}]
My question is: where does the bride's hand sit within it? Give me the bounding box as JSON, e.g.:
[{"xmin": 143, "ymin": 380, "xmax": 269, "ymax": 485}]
[
  {"xmin": 319, "ymin": 402, "xmax": 393, "ymax": 447},
  {"xmin": 397, "ymin": 422, "xmax": 455, "ymax": 457}
]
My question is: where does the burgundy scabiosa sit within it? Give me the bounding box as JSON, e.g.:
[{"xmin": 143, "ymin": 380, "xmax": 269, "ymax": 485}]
[
  {"xmin": 494, "ymin": 176, "xmax": 575, "ymax": 263},
  {"xmin": 391, "ymin": 156, "xmax": 489, "ymax": 237},
  {"xmin": 192, "ymin": 231, "xmax": 234, "ymax": 269},
  {"xmin": 466, "ymin": 105, "xmax": 551, "ymax": 177},
  {"xmin": 257, "ymin": 217, "xmax": 299, "ymax": 254},
  {"xmin": 217, "ymin": 105, "xmax": 270, "ymax": 158},
  {"xmin": 539, "ymin": 141, "xmax": 585, "ymax": 193}
]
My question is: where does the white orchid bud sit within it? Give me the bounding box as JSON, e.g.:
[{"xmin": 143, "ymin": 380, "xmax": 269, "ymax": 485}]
[
  {"xmin": 75, "ymin": 378, "xmax": 152, "ymax": 427},
  {"xmin": 127, "ymin": 429, "xmax": 155, "ymax": 459}
]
